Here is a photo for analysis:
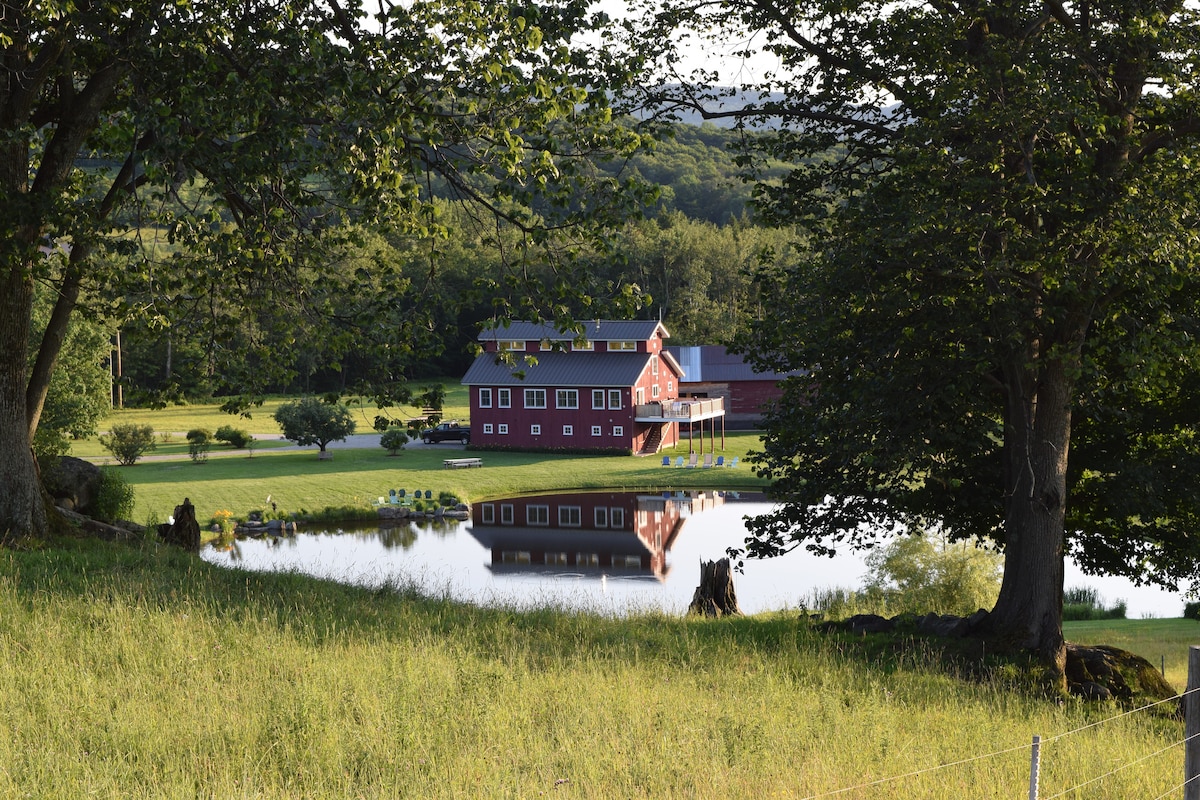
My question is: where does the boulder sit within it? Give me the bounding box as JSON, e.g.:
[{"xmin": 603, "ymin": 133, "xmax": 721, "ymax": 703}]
[
  {"xmin": 916, "ymin": 613, "xmax": 971, "ymax": 638},
  {"xmin": 848, "ymin": 614, "xmax": 897, "ymax": 634},
  {"xmin": 42, "ymin": 456, "xmax": 101, "ymax": 516},
  {"xmin": 1065, "ymin": 643, "xmax": 1176, "ymax": 706}
]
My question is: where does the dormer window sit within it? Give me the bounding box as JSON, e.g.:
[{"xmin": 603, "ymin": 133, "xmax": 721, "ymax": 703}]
[
  {"xmin": 498, "ymin": 340, "xmax": 525, "ymax": 352},
  {"xmin": 572, "ymin": 339, "xmax": 594, "ymax": 351},
  {"xmin": 609, "ymin": 341, "xmax": 637, "ymax": 352}
]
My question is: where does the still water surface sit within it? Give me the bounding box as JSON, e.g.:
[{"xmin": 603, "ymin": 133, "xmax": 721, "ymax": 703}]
[{"xmin": 201, "ymin": 491, "xmax": 1186, "ymax": 618}]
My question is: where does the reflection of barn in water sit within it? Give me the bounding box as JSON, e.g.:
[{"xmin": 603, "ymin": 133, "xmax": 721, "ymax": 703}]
[{"xmin": 469, "ymin": 491, "xmax": 726, "ymax": 580}]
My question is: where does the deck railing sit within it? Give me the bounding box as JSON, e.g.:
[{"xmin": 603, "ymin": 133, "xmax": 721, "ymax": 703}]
[{"xmin": 635, "ymin": 397, "xmax": 724, "ymax": 420}]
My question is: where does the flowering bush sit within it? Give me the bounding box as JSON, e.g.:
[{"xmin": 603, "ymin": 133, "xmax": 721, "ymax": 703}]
[{"xmin": 211, "ymin": 509, "xmax": 236, "ymax": 536}]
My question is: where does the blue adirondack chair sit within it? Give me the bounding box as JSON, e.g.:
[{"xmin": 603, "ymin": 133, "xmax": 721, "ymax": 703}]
[
  {"xmin": 675, "ymin": 456, "xmax": 684, "ymax": 467},
  {"xmin": 661, "ymin": 455, "xmax": 671, "ymax": 467},
  {"xmin": 716, "ymin": 455, "xmax": 725, "ymax": 467}
]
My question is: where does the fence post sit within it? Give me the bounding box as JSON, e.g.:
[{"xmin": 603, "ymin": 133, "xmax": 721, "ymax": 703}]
[
  {"xmin": 1028, "ymin": 734, "xmax": 1041, "ymax": 800},
  {"xmin": 1185, "ymin": 647, "xmax": 1200, "ymax": 800}
]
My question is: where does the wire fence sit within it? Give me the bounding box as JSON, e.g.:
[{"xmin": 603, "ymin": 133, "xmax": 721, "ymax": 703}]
[{"xmin": 795, "ymin": 684, "xmax": 1198, "ymax": 800}]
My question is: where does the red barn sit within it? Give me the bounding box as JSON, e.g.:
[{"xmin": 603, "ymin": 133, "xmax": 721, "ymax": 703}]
[
  {"xmin": 462, "ymin": 320, "xmax": 725, "ymax": 454},
  {"xmin": 665, "ymin": 345, "xmax": 803, "ymax": 428},
  {"xmin": 468, "ymin": 491, "xmax": 702, "ymax": 579}
]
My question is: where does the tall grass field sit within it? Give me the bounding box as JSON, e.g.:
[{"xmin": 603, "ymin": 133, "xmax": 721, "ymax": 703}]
[
  {"xmin": 0, "ymin": 538, "xmax": 1191, "ymax": 799},
  {"xmin": 7, "ymin": 399, "xmax": 1195, "ymax": 797}
]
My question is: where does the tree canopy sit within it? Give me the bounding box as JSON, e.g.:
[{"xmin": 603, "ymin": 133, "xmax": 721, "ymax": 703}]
[
  {"xmin": 634, "ymin": 0, "xmax": 1200, "ymax": 677},
  {"xmin": 273, "ymin": 397, "xmax": 355, "ymax": 454},
  {"xmin": 1, "ymin": 0, "xmax": 654, "ymax": 540}
]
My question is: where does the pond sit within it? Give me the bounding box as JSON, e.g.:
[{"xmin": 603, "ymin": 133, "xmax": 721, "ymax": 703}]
[{"xmin": 201, "ymin": 490, "xmax": 1187, "ymax": 618}]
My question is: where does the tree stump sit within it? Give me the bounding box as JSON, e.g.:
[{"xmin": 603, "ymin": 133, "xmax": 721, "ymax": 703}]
[
  {"xmin": 688, "ymin": 558, "xmax": 743, "ymax": 617},
  {"xmin": 160, "ymin": 497, "xmax": 201, "ymax": 552}
]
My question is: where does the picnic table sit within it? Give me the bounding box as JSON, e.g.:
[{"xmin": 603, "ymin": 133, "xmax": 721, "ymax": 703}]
[{"xmin": 444, "ymin": 457, "xmax": 483, "ymax": 469}]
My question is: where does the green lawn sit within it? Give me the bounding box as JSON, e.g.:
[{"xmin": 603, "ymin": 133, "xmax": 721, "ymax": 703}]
[
  {"xmin": 92, "ymin": 380, "xmax": 472, "ymax": 438},
  {"xmin": 103, "ymin": 430, "xmax": 768, "ymax": 525}
]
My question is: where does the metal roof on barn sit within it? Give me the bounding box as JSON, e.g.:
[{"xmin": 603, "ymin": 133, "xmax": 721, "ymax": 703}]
[
  {"xmin": 462, "ymin": 351, "xmax": 670, "ymax": 387},
  {"xmin": 478, "ymin": 319, "xmax": 669, "ymax": 343},
  {"xmin": 665, "ymin": 345, "xmax": 803, "ymax": 382}
]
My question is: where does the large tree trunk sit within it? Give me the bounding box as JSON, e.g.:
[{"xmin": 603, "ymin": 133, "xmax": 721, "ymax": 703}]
[
  {"xmin": 1, "ymin": 264, "xmax": 48, "ymax": 542},
  {"xmin": 985, "ymin": 351, "xmax": 1078, "ymax": 690},
  {"xmin": 26, "ymin": 251, "xmax": 85, "ymax": 438}
]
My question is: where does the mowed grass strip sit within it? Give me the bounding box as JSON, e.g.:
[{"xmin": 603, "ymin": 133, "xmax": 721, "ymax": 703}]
[
  {"xmin": 91, "ymin": 382, "xmax": 472, "ymax": 437},
  {"xmin": 0, "ymin": 538, "xmax": 1186, "ymax": 799}
]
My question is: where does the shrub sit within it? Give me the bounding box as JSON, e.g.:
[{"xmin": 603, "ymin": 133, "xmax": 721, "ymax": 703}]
[
  {"xmin": 210, "ymin": 509, "xmax": 236, "ymax": 536},
  {"xmin": 437, "ymin": 490, "xmax": 460, "ymax": 507},
  {"xmin": 1185, "ymin": 601, "xmax": 1200, "ymax": 621},
  {"xmin": 92, "ymin": 468, "xmax": 135, "ymax": 522},
  {"xmin": 186, "ymin": 428, "xmax": 211, "ymax": 464},
  {"xmin": 186, "ymin": 428, "xmax": 211, "ymax": 443},
  {"xmin": 1063, "ymin": 585, "xmax": 1127, "ymax": 621},
  {"xmin": 862, "ymin": 533, "xmax": 1003, "ymax": 617},
  {"xmin": 215, "ymin": 425, "xmax": 252, "ymax": 449},
  {"xmin": 32, "ymin": 426, "xmax": 71, "ymax": 460},
  {"xmin": 99, "ymin": 423, "xmax": 157, "ymax": 466},
  {"xmin": 380, "ymin": 427, "xmax": 409, "ymax": 456}
]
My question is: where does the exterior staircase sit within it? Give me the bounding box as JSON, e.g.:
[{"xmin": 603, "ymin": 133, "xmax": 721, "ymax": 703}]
[{"xmin": 639, "ymin": 423, "xmax": 665, "ymax": 455}]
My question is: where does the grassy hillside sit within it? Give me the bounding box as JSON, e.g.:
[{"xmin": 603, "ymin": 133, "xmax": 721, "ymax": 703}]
[{"xmin": 0, "ymin": 537, "xmax": 1185, "ymax": 799}]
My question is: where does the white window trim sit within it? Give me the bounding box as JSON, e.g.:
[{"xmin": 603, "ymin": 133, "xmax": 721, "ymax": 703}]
[
  {"xmin": 608, "ymin": 389, "xmax": 622, "ymax": 409},
  {"xmin": 610, "ymin": 507, "xmax": 625, "ymax": 528},
  {"xmin": 591, "ymin": 425, "xmax": 602, "ymax": 436},
  {"xmin": 479, "ymin": 388, "xmax": 492, "ymax": 408},
  {"xmin": 481, "ymin": 504, "xmax": 495, "ymax": 524},
  {"xmin": 527, "ymin": 505, "xmax": 550, "ymax": 526},
  {"xmin": 612, "ymin": 426, "xmax": 624, "ymax": 437},
  {"xmin": 483, "ymin": 423, "xmax": 494, "ymax": 434},
  {"xmin": 498, "ymin": 423, "xmax": 509, "ymax": 435},
  {"xmin": 592, "ymin": 389, "xmax": 605, "ymax": 409},
  {"xmin": 531, "ymin": 424, "xmax": 541, "ymax": 436},
  {"xmin": 524, "ymin": 388, "xmax": 547, "ymax": 409},
  {"xmin": 563, "ymin": 425, "xmax": 573, "ymax": 436},
  {"xmin": 556, "ymin": 389, "xmax": 579, "ymax": 409},
  {"xmin": 558, "ymin": 506, "xmax": 582, "ymax": 527},
  {"xmin": 498, "ymin": 388, "xmax": 511, "ymax": 408}
]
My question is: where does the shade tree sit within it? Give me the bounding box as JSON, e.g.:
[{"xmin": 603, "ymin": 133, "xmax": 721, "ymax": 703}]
[
  {"xmin": 273, "ymin": 397, "xmax": 356, "ymax": 456},
  {"xmin": 2, "ymin": 0, "xmax": 653, "ymax": 539},
  {"xmin": 631, "ymin": 0, "xmax": 1200, "ymax": 681}
]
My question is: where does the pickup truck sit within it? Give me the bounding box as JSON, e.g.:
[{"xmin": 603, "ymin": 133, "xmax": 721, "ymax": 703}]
[{"xmin": 420, "ymin": 421, "xmax": 471, "ymax": 444}]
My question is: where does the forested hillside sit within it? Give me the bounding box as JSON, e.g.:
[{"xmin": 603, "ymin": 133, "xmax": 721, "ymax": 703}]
[{"xmin": 95, "ymin": 121, "xmax": 800, "ymax": 407}]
